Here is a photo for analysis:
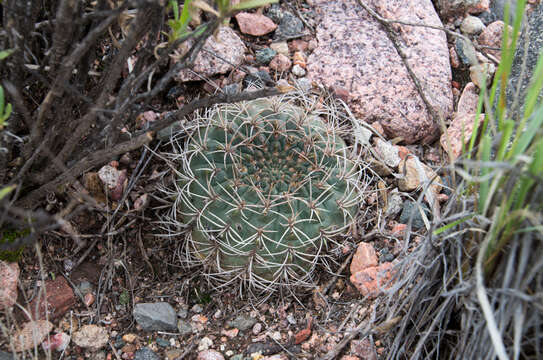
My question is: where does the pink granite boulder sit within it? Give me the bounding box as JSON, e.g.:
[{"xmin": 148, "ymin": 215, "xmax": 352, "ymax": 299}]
[{"xmin": 307, "ymin": 0, "xmax": 453, "ymax": 144}]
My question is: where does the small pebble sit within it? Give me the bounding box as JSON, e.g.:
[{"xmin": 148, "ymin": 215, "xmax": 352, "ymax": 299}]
[
  {"xmin": 134, "ymin": 347, "xmax": 160, "ymax": 360},
  {"xmin": 177, "ymin": 320, "xmax": 193, "ymax": 336},
  {"xmin": 192, "ymin": 304, "xmax": 203, "ymax": 313},
  {"xmin": 198, "ymin": 336, "xmax": 213, "ymax": 351},
  {"xmin": 255, "ymin": 48, "xmax": 277, "ymax": 65},
  {"xmin": 177, "ymin": 308, "xmax": 188, "ymax": 319},
  {"xmin": 461, "ymin": 15, "xmax": 485, "ymax": 35},
  {"xmin": 252, "ymin": 322, "xmax": 263, "ymax": 335},
  {"xmin": 291, "ymin": 64, "xmax": 306, "ymax": 77},
  {"xmin": 295, "ymin": 77, "xmax": 312, "ymax": 93},
  {"xmin": 156, "ymin": 338, "xmax": 170, "ymax": 347},
  {"xmin": 270, "ymin": 41, "xmax": 289, "ymax": 56},
  {"xmin": 287, "ymin": 314, "xmax": 297, "ymax": 325}
]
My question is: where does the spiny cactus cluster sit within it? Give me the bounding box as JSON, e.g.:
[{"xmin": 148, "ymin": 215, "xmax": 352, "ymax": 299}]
[{"xmin": 163, "ymin": 95, "xmax": 364, "ymax": 295}]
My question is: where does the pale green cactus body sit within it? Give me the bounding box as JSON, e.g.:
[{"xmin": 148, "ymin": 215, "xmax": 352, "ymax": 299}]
[{"xmin": 171, "ymin": 97, "xmax": 362, "ymax": 291}]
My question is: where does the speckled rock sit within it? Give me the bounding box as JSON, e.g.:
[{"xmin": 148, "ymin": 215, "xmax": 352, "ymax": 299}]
[
  {"xmin": 270, "ymin": 41, "xmax": 289, "ymax": 56},
  {"xmin": 197, "ymin": 350, "xmax": 225, "ymax": 360},
  {"xmin": 73, "ymin": 325, "xmax": 109, "ymax": 351},
  {"xmin": 350, "ymin": 243, "xmax": 378, "ymax": 274},
  {"xmin": 307, "ymin": 0, "xmax": 453, "ymax": 144},
  {"xmin": 455, "ymin": 37, "xmax": 478, "ymax": 66},
  {"xmin": 469, "ymin": 62, "xmax": 495, "ymax": 88},
  {"xmin": 255, "ymin": 48, "xmax": 277, "ymax": 65},
  {"xmin": 461, "ymin": 15, "xmax": 486, "ymax": 34},
  {"xmin": 134, "ymin": 347, "xmax": 160, "ymax": 360},
  {"xmin": 478, "ymin": 20, "xmax": 511, "ymax": 61},
  {"xmin": 506, "ymin": 2, "xmax": 543, "ymax": 121},
  {"xmin": 457, "ymin": 82, "xmax": 480, "ymax": 114},
  {"xmin": 228, "ymin": 314, "xmax": 257, "ymax": 331},
  {"xmin": 175, "ymin": 27, "xmax": 246, "ymax": 82},
  {"xmin": 437, "ymin": 0, "xmax": 489, "ymax": 16},
  {"xmin": 11, "ymin": 320, "xmax": 53, "ymax": 352},
  {"xmin": 274, "ymin": 11, "xmax": 304, "ymax": 40},
  {"xmin": 269, "ymin": 54, "xmax": 291, "ymax": 72},
  {"xmin": 235, "ymin": 12, "xmax": 277, "ymax": 36},
  {"xmin": 440, "ymin": 113, "xmax": 485, "ymax": 159},
  {"xmin": 350, "ymin": 262, "xmax": 396, "ymax": 298},
  {"xmin": 0, "ymin": 261, "xmax": 19, "ymax": 311}
]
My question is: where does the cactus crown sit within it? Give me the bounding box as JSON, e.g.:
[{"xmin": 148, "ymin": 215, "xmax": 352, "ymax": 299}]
[{"xmin": 162, "ymin": 94, "xmax": 364, "ymax": 297}]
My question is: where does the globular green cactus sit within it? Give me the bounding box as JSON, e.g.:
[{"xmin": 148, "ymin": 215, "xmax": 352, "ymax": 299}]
[{"xmin": 165, "ymin": 96, "xmax": 363, "ymax": 293}]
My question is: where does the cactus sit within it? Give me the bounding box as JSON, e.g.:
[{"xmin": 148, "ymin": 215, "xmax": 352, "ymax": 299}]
[{"xmin": 164, "ymin": 95, "xmax": 363, "ymax": 294}]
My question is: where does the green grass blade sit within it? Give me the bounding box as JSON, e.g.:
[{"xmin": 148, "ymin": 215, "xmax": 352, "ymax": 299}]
[
  {"xmin": 508, "ymin": 105, "xmax": 543, "ymax": 159},
  {"xmin": 478, "ymin": 134, "xmax": 492, "ymax": 214},
  {"xmin": 179, "ymin": 0, "xmax": 192, "ymax": 33},
  {"xmin": 529, "ymin": 138, "xmax": 543, "ymax": 175},
  {"xmin": 230, "ymin": 0, "xmax": 278, "ymax": 11},
  {"xmin": 433, "ymin": 215, "xmax": 474, "ymax": 235},
  {"xmin": 0, "ymin": 185, "xmax": 16, "ymax": 200},
  {"xmin": 496, "ymin": 119, "xmax": 514, "ymax": 161},
  {"xmin": 0, "ymin": 85, "xmax": 4, "ymax": 114},
  {"xmin": 522, "ymin": 51, "xmax": 543, "ymax": 120},
  {"xmin": 0, "ymin": 48, "xmax": 15, "ymax": 60}
]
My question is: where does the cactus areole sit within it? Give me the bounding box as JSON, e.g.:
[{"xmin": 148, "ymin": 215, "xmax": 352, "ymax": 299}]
[{"xmin": 176, "ymin": 98, "xmax": 361, "ymax": 289}]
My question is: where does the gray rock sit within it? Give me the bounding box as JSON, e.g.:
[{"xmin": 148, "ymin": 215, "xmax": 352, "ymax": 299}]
[
  {"xmin": 399, "ymin": 201, "xmax": 432, "ymax": 229},
  {"xmin": 133, "ymin": 302, "xmax": 177, "ymax": 332},
  {"xmin": 134, "ymin": 347, "xmax": 160, "ymax": 360},
  {"xmin": 157, "ymin": 120, "xmax": 183, "ymax": 141},
  {"xmin": 265, "ymin": 3, "xmax": 283, "ymax": 23},
  {"xmin": 385, "ymin": 190, "xmax": 403, "ymax": 217},
  {"xmin": 177, "ymin": 308, "xmax": 188, "ymax": 319},
  {"xmin": 156, "ymin": 338, "xmax": 170, "ymax": 347},
  {"xmin": 76, "ymin": 281, "xmax": 93, "ymax": 296},
  {"xmin": 243, "ymin": 70, "xmax": 274, "ymax": 88},
  {"xmin": 492, "ymin": 0, "xmax": 518, "ymax": 22},
  {"xmin": 223, "ymin": 83, "xmax": 241, "ymax": 95},
  {"xmin": 383, "ymin": 253, "xmax": 395, "ymax": 262},
  {"xmin": 455, "ymin": 37, "xmax": 478, "ymax": 66},
  {"xmin": 0, "ymin": 351, "xmax": 14, "ymax": 360},
  {"xmin": 191, "ymin": 304, "xmax": 203, "ymax": 313},
  {"xmin": 275, "ymin": 11, "xmax": 304, "ymax": 39},
  {"xmin": 177, "ymin": 320, "xmax": 193, "ymax": 335},
  {"xmin": 228, "ymin": 314, "xmax": 257, "ymax": 331},
  {"xmin": 506, "ymin": 2, "xmax": 543, "ymax": 121},
  {"xmin": 255, "ymin": 48, "xmax": 277, "ymax": 65}
]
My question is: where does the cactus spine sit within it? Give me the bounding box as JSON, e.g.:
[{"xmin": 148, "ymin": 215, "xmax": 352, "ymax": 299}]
[{"xmin": 164, "ymin": 95, "xmax": 363, "ymax": 295}]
